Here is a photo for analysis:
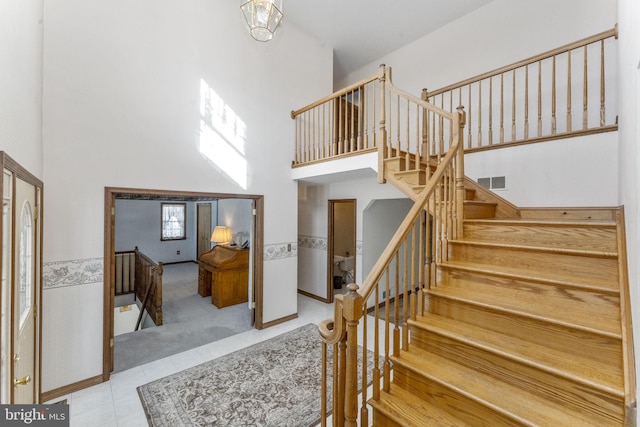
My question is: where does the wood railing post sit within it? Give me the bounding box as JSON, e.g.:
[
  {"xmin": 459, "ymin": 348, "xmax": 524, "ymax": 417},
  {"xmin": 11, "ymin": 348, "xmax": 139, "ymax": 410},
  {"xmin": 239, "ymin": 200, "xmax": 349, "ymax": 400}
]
[
  {"xmin": 421, "ymin": 89, "xmax": 429, "ymax": 164},
  {"xmin": 155, "ymin": 263, "xmax": 163, "ymax": 326},
  {"xmin": 341, "ymin": 284, "xmax": 363, "ymax": 427},
  {"xmin": 378, "ymin": 64, "xmax": 387, "ymax": 184},
  {"xmin": 455, "ymin": 106, "xmax": 466, "ymax": 239}
]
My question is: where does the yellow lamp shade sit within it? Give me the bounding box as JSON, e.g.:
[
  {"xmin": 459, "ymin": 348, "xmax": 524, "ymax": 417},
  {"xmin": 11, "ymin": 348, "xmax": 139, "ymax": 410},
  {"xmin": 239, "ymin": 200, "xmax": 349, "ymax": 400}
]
[{"xmin": 210, "ymin": 226, "xmax": 231, "ymax": 244}]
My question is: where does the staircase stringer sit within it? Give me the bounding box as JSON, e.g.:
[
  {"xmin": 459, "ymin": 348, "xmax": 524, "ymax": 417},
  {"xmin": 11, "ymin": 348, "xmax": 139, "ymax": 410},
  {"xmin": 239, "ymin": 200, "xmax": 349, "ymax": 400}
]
[{"xmin": 616, "ymin": 207, "xmax": 637, "ymax": 425}]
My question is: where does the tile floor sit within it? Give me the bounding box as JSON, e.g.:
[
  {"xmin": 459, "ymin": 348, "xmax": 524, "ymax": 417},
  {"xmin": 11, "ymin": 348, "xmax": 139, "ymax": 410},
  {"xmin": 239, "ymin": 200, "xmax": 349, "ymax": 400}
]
[{"xmin": 50, "ymin": 294, "xmax": 335, "ymax": 427}]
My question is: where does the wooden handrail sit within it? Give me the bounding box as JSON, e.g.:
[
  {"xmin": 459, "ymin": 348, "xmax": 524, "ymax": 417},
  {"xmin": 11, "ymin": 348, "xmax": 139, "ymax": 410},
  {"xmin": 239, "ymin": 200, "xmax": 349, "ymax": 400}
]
[
  {"xmin": 386, "ymin": 76, "xmax": 453, "ymax": 119},
  {"xmin": 133, "ymin": 248, "xmax": 163, "ymax": 327},
  {"xmin": 318, "ymin": 74, "xmax": 465, "ymax": 424},
  {"xmin": 318, "ymin": 296, "xmax": 345, "ymax": 344},
  {"xmin": 357, "ymin": 125, "xmax": 461, "ymax": 302},
  {"xmin": 291, "ymin": 68, "xmax": 384, "ymax": 118},
  {"xmin": 136, "ymin": 249, "xmax": 158, "ymax": 267}
]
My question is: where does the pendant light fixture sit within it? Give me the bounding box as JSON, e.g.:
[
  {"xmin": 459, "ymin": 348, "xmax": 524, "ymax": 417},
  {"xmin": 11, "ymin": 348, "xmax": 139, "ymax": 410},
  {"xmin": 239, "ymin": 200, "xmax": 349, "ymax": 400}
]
[{"xmin": 240, "ymin": 0, "xmax": 283, "ymax": 42}]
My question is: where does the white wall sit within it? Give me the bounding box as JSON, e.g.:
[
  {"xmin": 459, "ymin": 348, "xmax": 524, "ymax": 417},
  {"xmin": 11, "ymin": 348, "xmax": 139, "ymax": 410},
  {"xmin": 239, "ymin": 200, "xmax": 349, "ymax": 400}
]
[
  {"xmin": 298, "ymin": 169, "xmax": 406, "ymax": 300},
  {"xmin": 362, "ymin": 198, "xmax": 413, "ymax": 283},
  {"xmin": 465, "ymin": 132, "xmax": 619, "ymax": 207},
  {"xmin": 298, "ymin": 185, "xmax": 330, "ymax": 297},
  {"xmin": 115, "ymin": 200, "xmax": 200, "ymax": 263},
  {"xmin": 340, "ymin": 0, "xmax": 616, "ymax": 92},
  {"xmin": 0, "ymin": 0, "xmax": 43, "ymax": 178},
  {"xmin": 340, "ymin": 0, "xmax": 618, "ymax": 208},
  {"xmin": 41, "ymin": 0, "xmax": 332, "ymax": 393},
  {"xmin": 617, "ymin": 0, "xmax": 640, "ymax": 404},
  {"xmin": 218, "ymin": 199, "xmax": 253, "ymax": 247}
]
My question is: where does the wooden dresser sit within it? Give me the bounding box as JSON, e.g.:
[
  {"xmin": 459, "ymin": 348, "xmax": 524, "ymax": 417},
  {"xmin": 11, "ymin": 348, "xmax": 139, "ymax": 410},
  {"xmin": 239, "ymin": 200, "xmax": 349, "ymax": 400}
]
[{"xmin": 198, "ymin": 245, "xmax": 249, "ymax": 308}]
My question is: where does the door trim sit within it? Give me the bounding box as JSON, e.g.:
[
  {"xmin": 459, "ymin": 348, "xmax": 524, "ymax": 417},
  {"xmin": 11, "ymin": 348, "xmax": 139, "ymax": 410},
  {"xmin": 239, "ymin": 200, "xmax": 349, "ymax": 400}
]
[
  {"xmin": 0, "ymin": 152, "xmax": 43, "ymax": 404},
  {"xmin": 103, "ymin": 187, "xmax": 264, "ymax": 380},
  {"xmin": 327, "ymin": 199, "xmax": 356, "ymax": 303}
]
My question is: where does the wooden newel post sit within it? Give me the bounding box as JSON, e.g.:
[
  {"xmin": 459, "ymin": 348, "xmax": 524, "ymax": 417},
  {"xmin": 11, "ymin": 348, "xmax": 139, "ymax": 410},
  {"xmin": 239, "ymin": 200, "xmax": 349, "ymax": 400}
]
[{"xmin": 342, "ymin": 283, "xmax": 364, "ymax": 427}]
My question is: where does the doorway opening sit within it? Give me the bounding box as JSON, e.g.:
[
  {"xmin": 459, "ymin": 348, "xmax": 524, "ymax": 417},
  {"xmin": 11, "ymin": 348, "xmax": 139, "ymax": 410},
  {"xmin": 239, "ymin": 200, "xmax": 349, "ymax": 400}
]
[
  {"xmin": 327, "ymin": 199, "xmax": 356, "ymax": 302},
  {"xmin": 103, "ymin": 188, "xmax": 264, "ymax": 379}
]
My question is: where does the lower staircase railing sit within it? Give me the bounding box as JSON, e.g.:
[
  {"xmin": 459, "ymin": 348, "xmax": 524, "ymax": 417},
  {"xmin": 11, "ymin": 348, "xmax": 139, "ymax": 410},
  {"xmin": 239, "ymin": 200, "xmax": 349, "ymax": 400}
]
[
  {"xmin": 115, "ymin": 250, "xmax": 136, "ymax": 296},
  {"xmin": 133, "ymin": 247, "xmax": 163, "ymax": 328},
  {"xmin": 318, "ymin": 78, "xmax": 466, "ymax": 426}
]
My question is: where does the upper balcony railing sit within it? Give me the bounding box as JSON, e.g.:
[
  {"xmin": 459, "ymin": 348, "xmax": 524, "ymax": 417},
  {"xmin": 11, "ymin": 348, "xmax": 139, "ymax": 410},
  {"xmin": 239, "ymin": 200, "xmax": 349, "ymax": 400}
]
[
  {"xmin": 291, "ymin": 27, "xmax": 618, "ymax": 169},
  {"xmin": 291, "ymin": 67, "xmax": 385, "ymax": 166},
  {"xmin": 425, "ymin": 27, "xmax": 618, "ymax": 152}
]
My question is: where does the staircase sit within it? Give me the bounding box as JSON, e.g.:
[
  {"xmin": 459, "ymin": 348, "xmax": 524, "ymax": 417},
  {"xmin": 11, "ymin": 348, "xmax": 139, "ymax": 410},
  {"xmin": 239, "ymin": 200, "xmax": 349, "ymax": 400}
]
[{"xmin": 367, "ymin": 157, "xmax": 634, "ymax": 426}]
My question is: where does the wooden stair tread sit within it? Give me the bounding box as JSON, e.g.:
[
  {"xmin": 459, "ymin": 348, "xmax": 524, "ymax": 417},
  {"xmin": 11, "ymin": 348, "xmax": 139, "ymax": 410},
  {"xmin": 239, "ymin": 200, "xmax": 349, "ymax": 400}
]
[
  {"xmin": 465, "ymin": 218, "xmax": 616, "ymax": 226},
  {"xmin": 463, "ymin": 200, "xmax": 497, "ymax": 206},
  {"xmin": 426, "ymin": 284, "xmax": 620, "ymax": 338},
  {"xmin": 393, "ymin": 347, "xmax": 620, "ymax": 426},
  {"xmin": 432, "ymin": 276, "xmax": 621, "ymax": 335},
  {"xmin": 411, "ymin": 313, "xmax": 623, "ymax": 392},
  {"xmin": 369, "ymin": 387, "xmax": 471, "ymax": 427},
  {"xmin": 462, "ymin": 220, "xmax": 618, "ymax": 252},
  {"xmin": 449, "ymin": 238, "xmax": 617, "ymax": 258},
  {"xmin": 439, "ymin": 259, "xmax": 617, "ymax": 291},
  {"xmin": 394, "ymin": 168, "xmax": 426, "ymax": 176}
]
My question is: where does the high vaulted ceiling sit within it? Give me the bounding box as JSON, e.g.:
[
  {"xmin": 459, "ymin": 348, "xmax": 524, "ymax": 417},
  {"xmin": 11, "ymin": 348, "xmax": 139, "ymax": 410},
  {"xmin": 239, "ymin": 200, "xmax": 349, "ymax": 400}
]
[{"xmin": 283, "ymin": 0, "xmax": 493, "ymax": 81}]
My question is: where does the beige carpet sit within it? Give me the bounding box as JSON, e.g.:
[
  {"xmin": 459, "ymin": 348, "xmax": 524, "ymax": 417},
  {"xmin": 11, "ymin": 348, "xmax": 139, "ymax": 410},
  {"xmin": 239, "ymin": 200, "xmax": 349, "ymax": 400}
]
[{"xmin": 114, "ymin": 263, "xmax": 252, "ymax": 372}]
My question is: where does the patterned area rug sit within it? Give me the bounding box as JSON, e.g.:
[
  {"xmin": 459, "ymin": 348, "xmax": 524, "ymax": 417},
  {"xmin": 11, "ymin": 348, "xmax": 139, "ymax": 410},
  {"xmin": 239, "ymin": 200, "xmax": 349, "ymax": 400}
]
[{"xmin": 137, "ymin": 323, "xmax": 373, "ymax": 426}]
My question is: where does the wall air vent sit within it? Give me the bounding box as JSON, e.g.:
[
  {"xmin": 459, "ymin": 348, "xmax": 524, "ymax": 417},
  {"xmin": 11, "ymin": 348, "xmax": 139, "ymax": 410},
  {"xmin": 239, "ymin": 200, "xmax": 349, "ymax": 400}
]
[{"xmin": 478, "ymin": 176, "xmax": 506, "ymax": 190}]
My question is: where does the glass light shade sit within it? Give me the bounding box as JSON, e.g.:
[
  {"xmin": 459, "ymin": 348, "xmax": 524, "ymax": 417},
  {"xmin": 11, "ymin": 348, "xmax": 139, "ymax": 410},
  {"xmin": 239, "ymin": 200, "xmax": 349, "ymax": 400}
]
[
  {"xmin": 240, "ymin": 0, "xmax": 283, "ymax": 42},
  {"xmin": 211, "ymin": 226, "xmax": 232, "ymax": 244}
]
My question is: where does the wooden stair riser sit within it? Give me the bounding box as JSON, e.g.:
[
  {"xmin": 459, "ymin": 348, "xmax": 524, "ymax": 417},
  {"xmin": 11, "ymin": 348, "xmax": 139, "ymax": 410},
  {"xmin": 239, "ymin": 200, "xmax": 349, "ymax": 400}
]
[
  {"xmin": 465, "ymin": 188, "xmax": 476, "ymax": 200},
  {"xmin": 518, "ymin": 208, "xmax": 617, "ymax": 221},
  {"xmin": 384, "ymin": 157, "xmax": 409, "ymax": 172},
  {"xmin": 409, "ymin": 191, "xmax": 496, "ymax": 213},
  {"xmin": 424, "ymin": 293, "xmax": 623, "ymax": 367},
  {"xmin": 409, "ymin": 327, "xmax": 625, "ymax": 423},
  {"xmin": 440, "ymin": 270, "xmax": 621, "ymax": 334},
  {"xmin": 463, "ymin": 201, "xmax": 497, "ymax": 219},
  {"xmin": 395, "ymin": 169, "xmax": 427, "ymax": 186},
  {"xmin": 463, "ymin": 221, "xmax": 617, "ymax": 252},
  {"xmin": 368, "ymin": 388, "xmax": 473, "ymax": 427},
  {"xmin": 392, "ymin": 367, "xmax": 525, "ymax": 427},
  {"xmin": 448, "ymin": 243, "xmax": 618, "ymax": 288},
  {"xmin": 371, "ymin": 409, "xmax": 404, "ymax": 427},
  {"xmin": 384, "ymin": 156, "xmax": 431, "ymax": 174}
]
